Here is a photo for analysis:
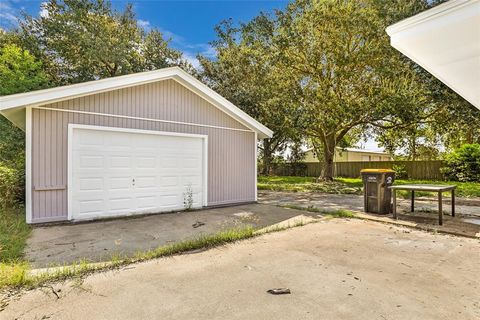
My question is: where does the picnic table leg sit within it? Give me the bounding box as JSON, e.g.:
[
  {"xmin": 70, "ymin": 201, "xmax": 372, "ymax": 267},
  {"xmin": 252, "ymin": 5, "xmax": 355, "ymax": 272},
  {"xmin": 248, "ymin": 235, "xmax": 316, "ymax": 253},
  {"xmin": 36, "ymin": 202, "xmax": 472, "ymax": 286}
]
[
  {"xmin": 438, "ymin": 191, "xmax": 443, "ymax": 226},
  {"xmin": 451, "ymin": 189, "xmax": 455, "ymax": 217},
  {"xmin": 393, "ymin": 189, "xmax": 397, "ymax": 219},
  {"xmin": 411, "ymin": 190, "xmax": 415, "ymax": 212}
]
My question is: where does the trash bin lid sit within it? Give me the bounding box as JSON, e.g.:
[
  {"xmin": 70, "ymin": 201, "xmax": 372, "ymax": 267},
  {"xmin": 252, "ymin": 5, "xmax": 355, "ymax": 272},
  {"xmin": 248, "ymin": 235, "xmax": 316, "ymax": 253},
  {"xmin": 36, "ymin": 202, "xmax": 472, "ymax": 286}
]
[{"xmin": 360, "ymin": 169, "xmax": 395, "ymax": 173}]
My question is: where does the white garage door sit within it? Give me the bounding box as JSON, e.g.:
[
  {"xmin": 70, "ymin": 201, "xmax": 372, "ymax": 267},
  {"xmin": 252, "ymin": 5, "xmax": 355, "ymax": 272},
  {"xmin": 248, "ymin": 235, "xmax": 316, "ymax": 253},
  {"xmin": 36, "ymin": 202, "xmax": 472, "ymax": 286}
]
[{"xmin": 69, "ymin": 126, "xmax": 206, "ymax": 221}]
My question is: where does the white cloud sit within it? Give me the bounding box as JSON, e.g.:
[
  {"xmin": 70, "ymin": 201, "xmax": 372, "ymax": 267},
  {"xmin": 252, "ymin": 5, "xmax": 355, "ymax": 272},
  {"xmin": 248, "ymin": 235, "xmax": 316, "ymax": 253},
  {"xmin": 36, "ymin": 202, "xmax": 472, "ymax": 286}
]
[
  {"xmin": 156, "ymin": 27, "xmax": 216, "ymax": 69},
  {"xmin": 183, "ymin": 53, "xmax": 201, "ymax": 69},
  {"xmin": 39, "ymin": 2, "xmax": 49, "ymax": 18},
  {"xmin": 137, "ymin": 19, "xmax": 151, "ymax": 31}
]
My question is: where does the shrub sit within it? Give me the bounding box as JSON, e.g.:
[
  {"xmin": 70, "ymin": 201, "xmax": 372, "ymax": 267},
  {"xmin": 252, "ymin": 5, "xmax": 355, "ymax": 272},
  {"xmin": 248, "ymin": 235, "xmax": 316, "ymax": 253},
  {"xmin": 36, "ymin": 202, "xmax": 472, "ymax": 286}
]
[
  {"xmin": 442, "ymin": 144, "xmax": 480, "ymax": 182},
  {"xmin": 392, "ymin": 164, "xmax": 408, "ymax": 179},
  {"xmin": 0, "ymin": 164, "xmax": 24, "ymax": 209}
]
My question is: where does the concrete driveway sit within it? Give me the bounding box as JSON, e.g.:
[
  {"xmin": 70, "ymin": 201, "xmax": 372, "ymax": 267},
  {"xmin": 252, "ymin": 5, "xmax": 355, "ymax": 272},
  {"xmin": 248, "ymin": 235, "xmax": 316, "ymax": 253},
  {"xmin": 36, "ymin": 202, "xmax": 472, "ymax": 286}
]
[
  {"xmin": 3, "ymin": 219, "xmax": 479, "ymax": 319},
  {"xmin": 25, "ymin": 204, "xmax": 316, "ymax": 268},
  {"xmin": 259, "ymin": 191, "xmax": 480, "ymax": 237}
]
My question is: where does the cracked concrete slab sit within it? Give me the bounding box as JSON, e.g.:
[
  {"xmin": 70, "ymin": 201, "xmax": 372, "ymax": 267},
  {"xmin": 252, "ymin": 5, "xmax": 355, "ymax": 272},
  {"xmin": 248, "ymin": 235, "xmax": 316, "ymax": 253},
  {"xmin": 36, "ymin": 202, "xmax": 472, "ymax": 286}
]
[
  {"xmin": 25, "ymin": 204, "xmax": 317, "ymax": 268},
  {"xmin": 3, "ymin": 219, "xmax": 479, "ymax": 320}
]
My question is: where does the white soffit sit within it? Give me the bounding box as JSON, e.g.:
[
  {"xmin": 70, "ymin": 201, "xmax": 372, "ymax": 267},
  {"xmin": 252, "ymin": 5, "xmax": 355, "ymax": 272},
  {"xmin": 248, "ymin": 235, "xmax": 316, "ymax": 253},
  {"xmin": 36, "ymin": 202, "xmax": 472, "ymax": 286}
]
[
  {"xmin": 386, "ymin": 0, "xmax": 480, "ymax": 110},
  {"xmin": 0, "ymin": 67, "xmax": 273, "ymax": 138}
]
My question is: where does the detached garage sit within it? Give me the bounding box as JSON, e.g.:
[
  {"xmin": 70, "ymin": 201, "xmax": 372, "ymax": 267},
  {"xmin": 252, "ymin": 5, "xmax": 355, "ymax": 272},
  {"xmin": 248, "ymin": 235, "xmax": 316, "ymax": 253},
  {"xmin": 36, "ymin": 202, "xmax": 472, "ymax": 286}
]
[{"xmin": 0, "ymin": 67, "xmax": 273, "ymax": 224}]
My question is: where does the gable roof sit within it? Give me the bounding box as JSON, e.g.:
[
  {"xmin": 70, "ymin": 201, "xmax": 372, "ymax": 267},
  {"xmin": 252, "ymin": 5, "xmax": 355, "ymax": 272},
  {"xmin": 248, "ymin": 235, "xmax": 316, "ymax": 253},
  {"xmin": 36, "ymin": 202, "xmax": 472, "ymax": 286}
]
[{"xmin": 0, "ymin": 67, "xmax": 273, "ymax": 139}]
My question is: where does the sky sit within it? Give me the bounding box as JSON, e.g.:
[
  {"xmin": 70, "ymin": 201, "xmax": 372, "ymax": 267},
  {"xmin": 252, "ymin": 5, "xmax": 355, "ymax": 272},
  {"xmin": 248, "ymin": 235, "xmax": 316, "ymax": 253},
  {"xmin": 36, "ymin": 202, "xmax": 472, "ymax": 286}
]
[
  {"xmin": 0, "ymin": 0, "xmax": 383, "ymax": 151},
  {"xmin": 0, "ymin": 0, "xmax": 288, "ymax": 65}
]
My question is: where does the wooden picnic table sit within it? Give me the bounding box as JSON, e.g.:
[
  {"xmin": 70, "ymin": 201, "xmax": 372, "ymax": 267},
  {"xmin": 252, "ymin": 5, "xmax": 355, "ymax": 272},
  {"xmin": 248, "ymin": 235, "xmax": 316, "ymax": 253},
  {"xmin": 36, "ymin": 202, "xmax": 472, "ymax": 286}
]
[{"xmin": 388, "ymin": 184, "xmax": 457, "ymax": 226}]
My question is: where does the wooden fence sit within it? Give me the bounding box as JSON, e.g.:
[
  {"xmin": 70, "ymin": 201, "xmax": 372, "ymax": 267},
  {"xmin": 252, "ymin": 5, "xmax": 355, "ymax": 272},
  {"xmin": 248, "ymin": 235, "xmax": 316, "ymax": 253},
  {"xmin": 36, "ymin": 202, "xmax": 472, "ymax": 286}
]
[{"xmin": 271, "ymin": 160, "xmax": 446, "ymax": 180}]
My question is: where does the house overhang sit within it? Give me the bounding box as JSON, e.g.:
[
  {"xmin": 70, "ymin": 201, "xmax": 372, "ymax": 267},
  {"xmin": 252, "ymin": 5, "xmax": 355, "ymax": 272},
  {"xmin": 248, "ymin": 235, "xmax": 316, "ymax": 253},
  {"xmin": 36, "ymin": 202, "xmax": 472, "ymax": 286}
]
[{"xmin": 386, "ymin": 0, "xmax": 480, "ymax": 110}]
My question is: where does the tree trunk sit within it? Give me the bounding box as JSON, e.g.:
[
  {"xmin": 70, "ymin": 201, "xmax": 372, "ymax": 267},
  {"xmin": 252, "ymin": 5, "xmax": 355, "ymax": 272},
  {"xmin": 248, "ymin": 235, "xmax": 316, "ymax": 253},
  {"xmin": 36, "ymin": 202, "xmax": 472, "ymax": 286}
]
[
  {"xmin": 319, "ymin": 136, "xmax": 335, "ymax": 181},
  {"xmin": 261, "ymin": 139, "xmax": 273, "ymax": 175},
  {"xmin": 466, "ymin": 128, "xmax": 474, "ymax": 144},
  {"xmin": 410, "ymin": 136, "xmax": 417, "ymax": 161}
]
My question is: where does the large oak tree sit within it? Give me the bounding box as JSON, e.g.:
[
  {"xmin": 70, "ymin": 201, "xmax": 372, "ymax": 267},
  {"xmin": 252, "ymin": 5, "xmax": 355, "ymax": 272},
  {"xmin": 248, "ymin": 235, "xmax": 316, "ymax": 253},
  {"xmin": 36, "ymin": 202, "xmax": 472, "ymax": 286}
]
[
  {"xmin": 273, "ymin": 0, "xmax": 437, "ymax": 180},
  {"xmin": 199, "ymin": 17, "xmax": 303, "ymax": 174}
]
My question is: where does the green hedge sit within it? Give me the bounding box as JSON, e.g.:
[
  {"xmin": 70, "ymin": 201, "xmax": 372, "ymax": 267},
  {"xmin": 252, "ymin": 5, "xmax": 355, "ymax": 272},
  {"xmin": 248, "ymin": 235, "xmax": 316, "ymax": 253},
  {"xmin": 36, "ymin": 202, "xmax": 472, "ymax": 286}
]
[
  {"xmin": 442, "ymin": 144, "xmax": 480, "ymax": 182},
  {"xmin": 0, "ymin": 164, "xmax": 24, "ymax": 209}
]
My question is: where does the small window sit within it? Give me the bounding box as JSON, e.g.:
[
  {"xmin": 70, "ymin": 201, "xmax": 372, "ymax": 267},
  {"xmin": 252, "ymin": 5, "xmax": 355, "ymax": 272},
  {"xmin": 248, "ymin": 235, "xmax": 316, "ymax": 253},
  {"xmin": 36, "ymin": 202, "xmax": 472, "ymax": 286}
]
[{"xmin": 362, "ymin": 155, "xmax": 370, "ymax": 161}]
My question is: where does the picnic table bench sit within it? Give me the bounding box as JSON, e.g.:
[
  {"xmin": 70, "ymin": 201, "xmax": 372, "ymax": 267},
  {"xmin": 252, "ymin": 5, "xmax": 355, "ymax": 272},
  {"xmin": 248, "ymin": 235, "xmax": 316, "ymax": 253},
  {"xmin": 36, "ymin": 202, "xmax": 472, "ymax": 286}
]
[{"xmin": 389, "ymin": 184, "xmax": 456, "ymax": 226}]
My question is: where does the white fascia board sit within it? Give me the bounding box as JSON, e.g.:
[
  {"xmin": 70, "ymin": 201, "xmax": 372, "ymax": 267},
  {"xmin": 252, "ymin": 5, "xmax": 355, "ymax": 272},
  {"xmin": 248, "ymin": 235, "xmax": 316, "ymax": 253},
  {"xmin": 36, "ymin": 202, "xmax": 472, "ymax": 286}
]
[
  {"xmin": 0, "ymin": 67, "xmax": 274, "ymax": 138},
  {"xmin": 0, "ymin": 67, "xmax": 179, "ymax": 110},
  {"xmin": 386, "ymin": 0, "xmax": 475, "ymax": 36},
  {"xmin": 386, "ymin": 0, "xmax": 480, "ymax": 109}
]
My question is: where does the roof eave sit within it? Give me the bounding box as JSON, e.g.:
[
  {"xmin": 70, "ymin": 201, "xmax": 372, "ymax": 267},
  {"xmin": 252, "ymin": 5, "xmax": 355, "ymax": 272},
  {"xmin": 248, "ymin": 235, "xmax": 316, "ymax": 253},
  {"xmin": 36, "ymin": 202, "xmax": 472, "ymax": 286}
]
[{"xmin": 386, "ymin": 0, "xmax": 474, "ymax": 36}]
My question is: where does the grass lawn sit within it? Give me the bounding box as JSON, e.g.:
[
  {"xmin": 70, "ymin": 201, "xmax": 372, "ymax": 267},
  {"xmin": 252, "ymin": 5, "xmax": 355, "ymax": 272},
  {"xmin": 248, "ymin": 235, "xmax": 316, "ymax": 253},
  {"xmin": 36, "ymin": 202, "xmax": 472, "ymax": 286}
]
[
  {"xmin": 0, "ymin": 206, "xmax": 31, "ymax": 262},
  {"xmin": 258, "ymin": 176, "xmax": 480, "ymax": 198}
]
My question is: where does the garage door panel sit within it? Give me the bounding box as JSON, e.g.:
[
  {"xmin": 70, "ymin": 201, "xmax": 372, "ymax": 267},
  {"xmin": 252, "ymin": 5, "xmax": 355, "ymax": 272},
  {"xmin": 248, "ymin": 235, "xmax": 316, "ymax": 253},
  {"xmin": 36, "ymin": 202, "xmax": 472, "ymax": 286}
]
[
  {"xmin": 79, "ymin": 155, "xmax": 104, "ymax": 169},
  {"xmin": 76, "ymin": 130, "xmax": 105, "ymax": 146},
  {"xmin": 110, "ymin": 156, "xmax": 131, "ymax": 168},
  {"xmin": 160, "ymin": 176, "xmax": 178, "ymax": 187},
  {"xmin": 135, "ymin": 176, "xmax": 157, "ymax": 189},
  {"xmin": 162, "ymin": 157, "xmax": 178, "ymax": 168},
  {"xmin": 157, "ymin": 195, "xmax": 180, "ymax": 208},
  {"xmin": 181, "ymin": 175, "xmax": 202, "ymax": 187},
  {"xmin": 182, "ymin": 157, "xmax": 201, "ymax": 169},
  {"xmin": 136, "ymin": 156, "xmax": 157, "ymax": 169},
  {"xmin": 136, "ymin": 196, "xmax": 157, "ymax": 210},
  {"xmin": 78, "ymin": 199, "xmax": 105, "ymax": 215},
  {"xmin": 108, "ymin": 177, "xmax": 133, "ymax": 190},
  {"xmin": 108, "ymin": 197, "xmax": 134, "ymax": 211},
  {"xmin": 71, "ymin": 127, "xmax": 205, "ymax": 220},
  {"xmin": 78, "ymin": 178, "xmax": 103, "ymax": 191}
]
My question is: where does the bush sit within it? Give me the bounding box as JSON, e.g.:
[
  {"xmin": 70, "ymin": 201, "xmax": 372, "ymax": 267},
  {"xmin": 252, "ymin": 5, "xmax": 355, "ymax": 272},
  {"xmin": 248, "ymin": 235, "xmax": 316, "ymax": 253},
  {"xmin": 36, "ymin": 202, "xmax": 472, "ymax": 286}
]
[
  {"xmin": 0, "ymin": 164, "xmax": 24, "ymax": 209},
  {"xmin": 392, "ymin": 164, "xmax": 408, "ymax": 179},
  {"xmin": 442, "ymin": 144, "xmax": 480, "ymax": 182}
]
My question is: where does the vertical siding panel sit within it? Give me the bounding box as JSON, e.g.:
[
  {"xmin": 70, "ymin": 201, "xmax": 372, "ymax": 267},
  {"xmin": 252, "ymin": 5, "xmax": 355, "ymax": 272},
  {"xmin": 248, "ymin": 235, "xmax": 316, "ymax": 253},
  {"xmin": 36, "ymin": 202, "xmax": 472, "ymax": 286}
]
[
  {"xmin": 31, "ymin": 80, "xmax": 256, "ymax": 222},
  {"xmin": 45, "ymin": 110, "xmax": 52, "ymax": 217},
  {"xmin": 39, "ymin": 110, "xmax": 46, "ymax": 219},
  {"xmin": 32, "ymin": 109, "xmax": 39, "ymax": 219},
  {"xmin": 62, "ymin": 105, "xmax": 68, "ymax": 216}
]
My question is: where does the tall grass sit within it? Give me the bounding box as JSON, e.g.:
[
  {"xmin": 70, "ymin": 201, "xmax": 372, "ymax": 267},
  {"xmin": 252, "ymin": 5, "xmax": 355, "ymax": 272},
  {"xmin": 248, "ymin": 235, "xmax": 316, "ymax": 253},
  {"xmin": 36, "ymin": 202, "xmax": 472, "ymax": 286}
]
[
  {"xmin": 0, "ymin": 206, "xmax": 31, "ymax": 262},
  {"xmin": 0, "ymin": 226, "xmax": 256, "ymax": 289}
]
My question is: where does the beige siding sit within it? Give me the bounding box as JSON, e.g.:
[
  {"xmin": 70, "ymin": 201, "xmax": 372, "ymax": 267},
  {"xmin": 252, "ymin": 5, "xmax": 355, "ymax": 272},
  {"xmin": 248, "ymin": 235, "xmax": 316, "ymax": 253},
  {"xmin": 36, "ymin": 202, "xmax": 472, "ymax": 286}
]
[
  {"xmin": 31, "ymin": 80, "xmax": 256, "ymax": 223},
  {"xmin": 304, "ymin": 149, "xmax": 393, "ymax": 163}
]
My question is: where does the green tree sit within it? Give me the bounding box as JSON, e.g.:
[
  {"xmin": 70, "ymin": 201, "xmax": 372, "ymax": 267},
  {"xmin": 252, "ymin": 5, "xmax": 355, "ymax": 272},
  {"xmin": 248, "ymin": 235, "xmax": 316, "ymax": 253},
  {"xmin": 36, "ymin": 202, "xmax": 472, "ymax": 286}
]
[
  {"xmin": 199, "ymin": 17, "xmax": 302, "ymax": 174},
  {"xmin": 0, "ymin": 44, "xmax": 48, "ymax": 204},
  {"xmin": 442, "ymin": 144, "xmax": 480, "ymax": 182},
  {"xmin": 272, "ymin": 0, "xmax": 435, "ymax": 180},
  {"xmin": 0, "ymin": 44, "xmax": 48, "ymax": 166},
  {"xmin": 19, "ymin": 0, "xmax": 193, "ymax": 84},
  {"xmin": 0, "ymin": 44, "xmax": 48, "ymax": 96}
]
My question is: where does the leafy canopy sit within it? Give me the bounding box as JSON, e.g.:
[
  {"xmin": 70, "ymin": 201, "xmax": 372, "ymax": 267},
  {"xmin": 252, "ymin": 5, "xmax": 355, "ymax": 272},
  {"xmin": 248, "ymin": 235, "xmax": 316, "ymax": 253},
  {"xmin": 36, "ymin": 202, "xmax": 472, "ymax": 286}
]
[
  {"xmin": 199, "ymin": 16, "xmax": 303, "ymax": 174},
  {"xmin": 443, "ymin": 144, "xmax": 480, "ymax": 182},
  {"xmin": 20, "ymin": 0, "xmax": 193, "ymax": 84},
  {"xmin": 0, "ymin": 44, "xmax": 48, "ymax": 95}
]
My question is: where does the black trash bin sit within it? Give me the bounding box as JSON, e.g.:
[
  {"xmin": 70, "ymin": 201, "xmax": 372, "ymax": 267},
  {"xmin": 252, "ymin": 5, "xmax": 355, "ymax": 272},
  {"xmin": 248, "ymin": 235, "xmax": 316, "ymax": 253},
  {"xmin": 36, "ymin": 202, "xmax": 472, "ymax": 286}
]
[{"xmin": 361, "ymin": 169, "xmax": 395, "ymax": 214}]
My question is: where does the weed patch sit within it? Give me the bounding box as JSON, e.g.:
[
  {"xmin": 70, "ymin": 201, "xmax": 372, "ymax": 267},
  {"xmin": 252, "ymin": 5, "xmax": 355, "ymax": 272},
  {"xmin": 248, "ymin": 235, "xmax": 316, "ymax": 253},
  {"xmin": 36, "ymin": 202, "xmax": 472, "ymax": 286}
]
[
  {"xmin": 0, "ymin": 227, "xmax": 256, "ymax": 290},
  {"xmin": 279, "ymin": 204, "xmax": 356, "ymax": 218},
  {"xmin": 0, "ymin": 206, "xmax": 31, "ymax": 262}
]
